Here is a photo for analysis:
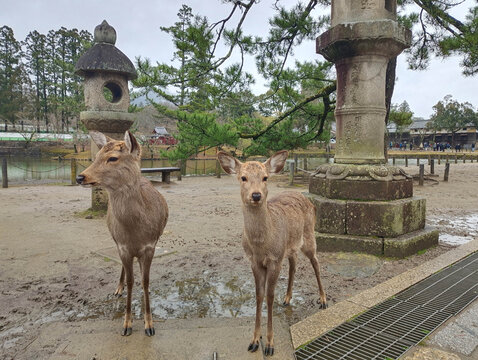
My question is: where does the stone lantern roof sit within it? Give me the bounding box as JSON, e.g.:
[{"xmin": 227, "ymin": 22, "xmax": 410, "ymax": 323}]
[{"xmin": 75, "ymin": 20, "xmax": 137, "ymax": 80}]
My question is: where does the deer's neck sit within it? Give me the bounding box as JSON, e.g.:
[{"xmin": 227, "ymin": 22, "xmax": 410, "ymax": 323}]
[
  {"xmin": 242, "ymin": 203, "xmax": 272, "ymax": 241},
  {"xmin": 107, "ymin": 176, "xmax": 145, "ymax": 218}
]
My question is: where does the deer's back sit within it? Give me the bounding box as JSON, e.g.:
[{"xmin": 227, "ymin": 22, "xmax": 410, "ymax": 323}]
[
  {"xmin": 268, "ymin": 191, "xmax": 315, "ymax": 219},
  {"xmin": 267, "ymin": 191, "xmax": 315, "ymax": 251}
]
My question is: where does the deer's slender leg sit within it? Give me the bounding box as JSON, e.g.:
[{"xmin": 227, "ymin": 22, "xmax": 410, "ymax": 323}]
[
  {"xmin": 264, "ymin": 263, "xmax": 280, "ymax": 356},
  {"xmin": 139, "ymin": 248, "xmax": 155, "ymax": 336},
  {"xmin": 120, "ymin": 254, "xmax": 134, "ymax": 336},
  {"xmin": 114, "ymin": 266, "xmax": 125, "ymax": 297},
  {"xmin": 248, "ymin": 262, "xmax": 266, "ymax": 353},
  {"xmin": 309, "ymin": 253, "xmax": 327, "ymax": 309},
  {"xmin": 302, "ymin": 216, "xmax": 327, "ymax": 309},
  {"xmin": 283, "ymin": 254, "xmax": 297, "ymax": 306}
]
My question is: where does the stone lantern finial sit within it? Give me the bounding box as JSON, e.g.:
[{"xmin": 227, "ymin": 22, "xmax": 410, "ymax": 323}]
[{"xmin": 94, "ymin": 20, "xmax": 117, "ymax": 45}]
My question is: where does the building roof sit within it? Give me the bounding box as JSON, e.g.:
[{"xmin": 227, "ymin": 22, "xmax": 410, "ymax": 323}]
[
  {"xmin": 387, "ymin": 117, "xmax": 430, "ymax": 133},
  {"xmin": 154, "ymin": 126, "xmax": 169, "ymax": 135},
  {"xmin": 408, "ymin": 118, "xmax": 430, "ymax": 130}
]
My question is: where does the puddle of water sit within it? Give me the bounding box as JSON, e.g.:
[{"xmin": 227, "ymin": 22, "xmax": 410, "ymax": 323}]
[
  {"xmin": 0, "ymin": 326, "xmax": 24, "ymax": 349},
  {"xmin": 439, "ymin": 234, "xmax": 473, "ymax": 246},
  {"xmin": 24, "ymin": 274, "xmax": 306, "ymax": 333},
  {"xmin": 0, "ymin": 326, "xmax": 24, "ymax": 339},
  {"xmin": 145, "ymin": 275, "xmax": 304, "ymax": 320},
  {"xmin": 34, "ymin": 310, "xmax": 64, "ymax": 325},
  {"xmin": 428, "ymin": 213, "xmax": 478, "ymax": 246},
  {"xmin": 2, "ymin": 337, "xmax": 21, "ymax": 349},
  {"xmin": 150, "ymin": 276, "xmax": 256, "ymax": 319}
]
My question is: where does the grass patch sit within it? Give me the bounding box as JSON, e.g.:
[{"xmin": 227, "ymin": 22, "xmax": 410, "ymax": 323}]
[
  {"xmin": 76, "ymin": 207, "xmax": 106, "ymax": 219},
  {"xmin": 296, "ymin": 338, "xmax": 314, "ymax": 351}
]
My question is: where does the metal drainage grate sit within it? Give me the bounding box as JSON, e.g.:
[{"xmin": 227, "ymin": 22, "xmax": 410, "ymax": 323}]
[{"xmin": 295, "ymin": 251, "xmax": 478, "ymax": 360}]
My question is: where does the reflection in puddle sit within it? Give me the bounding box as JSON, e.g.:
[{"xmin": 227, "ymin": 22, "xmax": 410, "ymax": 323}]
[
  {"xmin": 151, "ymin": 276, "xmax": 255, "ymax": 318},
  {"xmin": 428, "ymin": 213, "xmax": 478, "ymax": 246},
  {"xmin": 148, "ymin": 276, "xmax": 303, "ymax": 320}
]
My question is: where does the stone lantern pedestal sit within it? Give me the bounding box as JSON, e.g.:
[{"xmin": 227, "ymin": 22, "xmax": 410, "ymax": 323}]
[
  {"xmin": 308, "ymin": 0, "xmax": 438, "ymax": 257},
  {"xmin": 75, "ymin": 21, "xmax": 137, "ymax": 210}
]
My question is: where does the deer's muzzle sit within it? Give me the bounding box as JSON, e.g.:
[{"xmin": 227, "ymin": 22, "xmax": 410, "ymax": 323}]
[{"xmin": 76, "ymin": 174, "xmax": 85, "ymax": 185}]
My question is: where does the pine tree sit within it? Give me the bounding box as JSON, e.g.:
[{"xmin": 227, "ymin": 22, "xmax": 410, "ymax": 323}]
[{"xmin": 0, "ymin": 26, "xmax": 25, "ymax": 131}]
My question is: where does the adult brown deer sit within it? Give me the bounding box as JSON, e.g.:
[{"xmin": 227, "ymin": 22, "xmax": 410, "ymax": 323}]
[
  {"xmin": 218, "ymin": 150, "xmax": 327, "ymax": 357},
  {"xmin": 76, "ymin": 130, "xmax": 168, "ymax": 337}
]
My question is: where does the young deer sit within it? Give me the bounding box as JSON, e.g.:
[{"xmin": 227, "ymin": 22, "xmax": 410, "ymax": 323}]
[
  {"xmin": 218, "ymin": 151, "xmax": 327, "ymax": 356},
  {"xmin": 76, "ymin": 130, "xmax": 168, "ymax": 337}
]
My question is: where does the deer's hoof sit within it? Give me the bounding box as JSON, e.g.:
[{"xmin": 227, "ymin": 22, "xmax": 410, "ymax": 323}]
[
  {"xmin": 264, "ymin": 345, "xmax": 275, "ymax": 356},
  {"xmin": 282, "ymin": 301, "xmax": 290, "ymax": 307},
  {"xmin": 145, "ymin": 327, "xmax": 155, "ymax": 336},
  {"xmin": 318, "ymin": 300, "xmax": 328, "ymax": 309},
  {"xmin": 121, "ymin": 327, "xmax": 132, "ymax": 336},
  {"xmin": 248, "ymin": 342, "xmax": 260, "ymax": 352}
]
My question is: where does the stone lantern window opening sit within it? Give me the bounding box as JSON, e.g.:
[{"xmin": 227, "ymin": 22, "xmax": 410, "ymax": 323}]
[{"xmin": 103, "ymin": 81, "xmax": 123, "ymax": 104}]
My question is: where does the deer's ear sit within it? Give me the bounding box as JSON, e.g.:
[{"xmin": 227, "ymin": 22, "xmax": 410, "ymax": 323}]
[
  {"xmin": 264, "ymin": 150, "xmax": 288, "ymax": 174},
  {"xmin": 217, "ymin": 152, "xmax": 242, "ymax": 174},
  {"xmin": 124, "ymin": 131, "xmax": 141, "ymax": 158},
  {"xmin": 89, "ymin": 131, "xmax": 110, "ymax": 149}
]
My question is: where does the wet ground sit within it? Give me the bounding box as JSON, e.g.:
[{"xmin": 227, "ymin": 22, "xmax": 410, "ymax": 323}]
[
  {"xmin": 430, "ymin": 213, "xmax": 478, "ymax": 246},
  {"xmin": 1, "ymin": 164, "xmax": 478, "ymax": 359}
]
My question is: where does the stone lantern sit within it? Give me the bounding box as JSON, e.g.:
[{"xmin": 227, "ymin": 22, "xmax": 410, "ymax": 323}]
[
  {"xmin": 308, "ymin": 0, "xmax": 438, "ymax": 257},
  {"xmin": 75, "ymin": 20, "xmax": 137, "ymax": 210}
]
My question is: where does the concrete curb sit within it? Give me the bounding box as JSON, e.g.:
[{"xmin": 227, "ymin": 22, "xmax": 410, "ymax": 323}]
[{"xmin": 290, "ymin": 239, "xmax": 478, "ymax": 349}]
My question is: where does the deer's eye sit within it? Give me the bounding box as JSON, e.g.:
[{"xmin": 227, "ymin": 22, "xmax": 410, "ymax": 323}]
[
  {"xmin": 107, "ymin": 157, "xmax": 118, "ymax": 163},
  {"xmin": 241, "ymin": 176, "xmax": 247, "ymax": 182},
  {"xmin": 263, "ymin": 177, "xmax": 268, "ymax": 182}
]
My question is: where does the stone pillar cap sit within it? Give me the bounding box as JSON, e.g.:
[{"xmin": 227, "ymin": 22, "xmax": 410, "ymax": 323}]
[{"xmin": 74, "ymin": 21, "xmax": 137, "ymax": 80}]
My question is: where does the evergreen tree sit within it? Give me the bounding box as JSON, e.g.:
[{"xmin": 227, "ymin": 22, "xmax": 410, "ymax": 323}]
[
  {"xmin": 0, "ymin": 26, "xmax": 25, "ymax": 131},
  {"xmin": 23, "ymin": 30, "xmax": 49, "ymax": 131}
]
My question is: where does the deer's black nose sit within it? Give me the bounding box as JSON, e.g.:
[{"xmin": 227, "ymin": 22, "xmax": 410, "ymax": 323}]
[
  {"xmin": 252, "ymin": 192, "xmax": 262, "ymax": 202},
  {"xmin": 76, "ymin": 174, "xmax": 85, "ymax": 184}
]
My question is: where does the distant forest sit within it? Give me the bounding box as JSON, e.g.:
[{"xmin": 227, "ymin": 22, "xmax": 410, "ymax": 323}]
[{"xmin": 0, "ymin": 26, "xmax": 93, "ymax": 133}]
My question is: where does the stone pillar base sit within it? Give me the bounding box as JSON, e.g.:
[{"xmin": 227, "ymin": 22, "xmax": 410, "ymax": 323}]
[
  {"xmin": 307, "ymin": 164, "xmax": 438, "ymax": 257},
  {"xmin": 91, "ymin": 186, "xmax": 108, "ymax": 211},
  {"xmin": 315, "ymin": 227, "xmax": 439, "ymax": 258},
  {"xmin": 305, "ymin": 193, "xmax": 427, "ymax": 237}
]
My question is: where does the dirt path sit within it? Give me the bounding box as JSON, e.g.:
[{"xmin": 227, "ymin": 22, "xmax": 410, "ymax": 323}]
[{"xmin": 1, "ymin": 162, "xmax": 477, "ymax": 359}]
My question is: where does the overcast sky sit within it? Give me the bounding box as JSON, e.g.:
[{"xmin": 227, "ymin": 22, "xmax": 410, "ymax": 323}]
[{"xmin": 2, "ymin": 0, "xmax": 476, "ymax": 119}]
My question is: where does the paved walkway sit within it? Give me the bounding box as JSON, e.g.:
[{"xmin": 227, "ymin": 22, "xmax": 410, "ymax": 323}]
[
  {"xmin": 20, "ymin": 318, "xmax": 294, "ymax": 360},
  {"xmin": 403, "ymin": 299, "xmax": 478, "ymax": 359},
  {"xmin": 291, "ymin": 239, "xmax": 478, "ymax": 360}
]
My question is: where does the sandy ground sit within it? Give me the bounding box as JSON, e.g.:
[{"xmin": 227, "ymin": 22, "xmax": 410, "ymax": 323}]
[{"xmin": 1, "ymin": 162, "xmax": 477, "ymax": 359}]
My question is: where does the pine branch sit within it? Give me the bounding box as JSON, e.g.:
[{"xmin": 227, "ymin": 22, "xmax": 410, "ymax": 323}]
[
  {"xmin": 239, "ymin": 82, "xmax": 336, "ymax": 139},
  {"xmin": 414, "ymin": 0, "xmax": 467, "ymax": 34}
]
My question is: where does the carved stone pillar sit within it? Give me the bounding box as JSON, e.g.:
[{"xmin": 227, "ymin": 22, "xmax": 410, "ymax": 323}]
[{"xmin": 309, "ymin": 0, "xmax": 438, "ymax": 257}]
